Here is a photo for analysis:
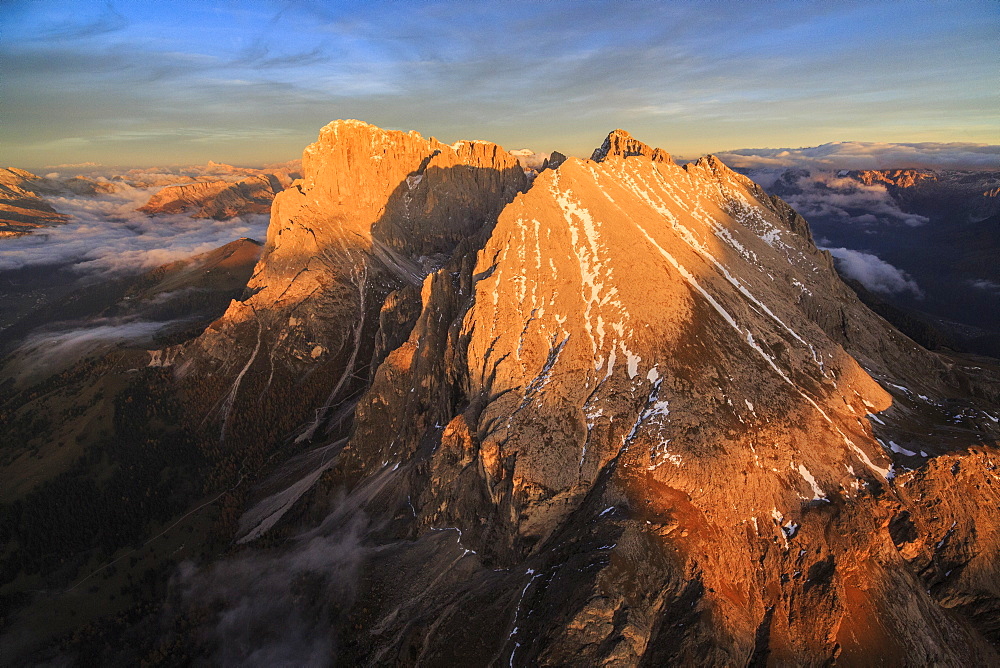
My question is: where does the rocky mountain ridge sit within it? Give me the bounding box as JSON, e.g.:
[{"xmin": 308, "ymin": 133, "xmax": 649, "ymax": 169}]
[
  {"xmin": 0, "ymin": 168, "xmax": 87, "ymax": 237},
  {"xmin": 852, "ymin": 168, "xmax": 937, "ymax": 189}
]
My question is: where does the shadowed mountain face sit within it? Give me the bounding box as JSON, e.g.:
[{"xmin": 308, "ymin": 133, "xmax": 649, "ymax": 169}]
[
  {"xmin": 172, "ymin": 120, "xmax": 528, "ymax": 449},
  {"xmin": 4, "ymin": 123, "xmax": 1000, "ymax": 665}
]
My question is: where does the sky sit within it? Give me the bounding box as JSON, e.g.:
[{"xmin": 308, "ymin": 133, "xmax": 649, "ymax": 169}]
[{"xmin": 1, "ymin": 0, "xmax": 998, "ymax": 169}]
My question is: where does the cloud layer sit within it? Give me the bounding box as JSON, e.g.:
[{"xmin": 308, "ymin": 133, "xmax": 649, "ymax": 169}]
[
  {"xmin": 171, "ymin": 464, "xmax": 408, "ymax": 664},
  {"xmin": 823, "ymin": 247, "xmax": 923, "ymax": 298},
  {"xmin": 718, "ymin": 142, "xmax": 1000, "ymax": 171},
  {"xmin": 0, "ymin": 183, "xmax": 268, "ymax": 276},
  {"xmin": 755, "ymin": 169, "xmax": 931, "ymax": 228},
  {"xmin": 4, "ymin": 317, "xmax": 188, "ymax": 385}
]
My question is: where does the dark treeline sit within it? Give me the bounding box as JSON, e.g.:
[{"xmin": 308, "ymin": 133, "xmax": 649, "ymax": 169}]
[{"xmin": 0, "ymin": 367, "xmax": 205, "ymax": 585}]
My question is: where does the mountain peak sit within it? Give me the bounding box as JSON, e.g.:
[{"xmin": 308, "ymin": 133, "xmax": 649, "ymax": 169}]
[
  {"xmin": 688, "ymin": 153, "xmax": 730, "ymax": 172},
  {"xmin": 590, "ymin": 129, "xmax": 672, "ymax": 163}
]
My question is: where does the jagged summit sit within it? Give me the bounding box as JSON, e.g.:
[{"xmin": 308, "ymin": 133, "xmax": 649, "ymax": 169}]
[
  {"xmin": 687, "ymin": 153, "xmax": 728, "ymax": 171},
  {"xmin": 176, "ymin": 118, "xmax": 527, "ymax": 444},
  {"xmin": 590, "ymin": 128, "xmax": 672, "ymax": 163}
]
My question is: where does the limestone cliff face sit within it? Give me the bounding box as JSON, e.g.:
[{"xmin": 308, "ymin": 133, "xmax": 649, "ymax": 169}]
[
  {"xmin": 176, "ymin": 120, "xmax": 526, "ymax": 446},
  {"xmin": 323, "ymin": 130, "xmax": 1000, "ymax": 664}
]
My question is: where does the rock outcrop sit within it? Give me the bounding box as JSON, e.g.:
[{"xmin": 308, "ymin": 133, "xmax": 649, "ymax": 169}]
[
  {"xmin": 545, "ymin": 150, "xmax": 568, "ymax": 170},
  {"xmin": 591, "ymin": 129, "xmax": 672, "ymax": 163}
]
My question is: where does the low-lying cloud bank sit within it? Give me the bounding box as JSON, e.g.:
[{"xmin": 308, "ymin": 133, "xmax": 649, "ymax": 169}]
[
  {"xmin": 0, "ymin": 182, "xmax": 268, "ymax": 276},
  {"xmin": 755, "ymin": 170, "xmax": 930, "ymax": 228},
  {"xmin": 717, "ymin": 142, "xmax": 1000, "ymax": 171},
  {"xmin": 4, "ymin": 316, "xmax": 192, "ymax": 385},
  {"xmin": 823, "ymin": 247, "xmax": 923, "ymax": 299},
  {"xmin": 170, "ymin": 466, "xmax": 403, "ymax": 665}
]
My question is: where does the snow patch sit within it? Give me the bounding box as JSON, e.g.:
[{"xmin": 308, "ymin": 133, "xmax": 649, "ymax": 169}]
[{"xmin": 795, "ymin": 463, "xmax": 826, "ymax": 500}]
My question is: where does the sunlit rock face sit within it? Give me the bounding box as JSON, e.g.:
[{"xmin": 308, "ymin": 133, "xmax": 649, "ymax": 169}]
[
  {"xmin": 853, "ymin": 168, "xmax": 937, "ymax": 189},
  {"xmin": 325, "ymin": 128, "xmax": 1000, "ymax": 664},
  {"xmin": 173, "ymin": 120, "xmax": 527, "ymax": 446}
]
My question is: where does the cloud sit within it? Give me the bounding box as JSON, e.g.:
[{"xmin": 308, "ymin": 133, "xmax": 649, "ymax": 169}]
[
  {"xmin": 509, "ymin": 149, "xmax": 550, "ymax": 171},
  {"xmin": 970, "ymin": 278, "xmax": 1000, "ymax": 292},
  {"xmin": 3, "ymin": 317, "xmax": 189, "ymax": 385},
  {"xmin": 44, "ymin": 161, "xmax": 103, "ymax": 171},
  {"xmin": 718, "ymin": 142, "xmax": 1000, "ymax": 171},
  {"xmin": 37, "ymin": 4, "xmax": 128, "ymax": 41},
  {"xmin": 173, "ymin": 513, "xmax": 366, "ymax": 665},
  {"xmin": 0, "ymin": 181, "xmax": 269, "ymax": 276},
  {"xmin": 823, "ymin": 247, "xmax": 923, "ymax": 298},
  {"xmin": 750, "ymin": 169, "xmax": 931, "ymax": 228},
  {"xmin": 169, "ymin": 466, "xmax": 404, "ymax": 664}
]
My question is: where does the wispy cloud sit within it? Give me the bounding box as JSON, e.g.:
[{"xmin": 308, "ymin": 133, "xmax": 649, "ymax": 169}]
[
  {"xmin": 36, "ymin": 3, "xmax": 128, "ymax": 41},
  {"xmin": 173, "ymin": 473, "xmax": 391, "ymax": 664},
  {"xmin": 970, "ymin": 278, "xmax": 1000, "ymax": 293},
  {"xmin": 2, "ymin": 1, "xmax": 998, "ymax": 166},
  {"xmin": 4, "ymin": 317, "xmax": 188, "ymax": 385}
]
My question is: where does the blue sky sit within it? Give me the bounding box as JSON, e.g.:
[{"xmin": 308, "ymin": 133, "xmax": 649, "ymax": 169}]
[{"xmin": 1, "ymin": 0, "xmax": 997, "ymax": 168}]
